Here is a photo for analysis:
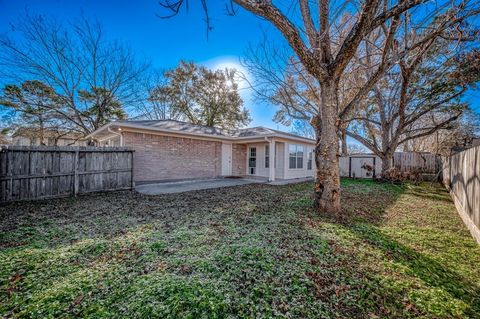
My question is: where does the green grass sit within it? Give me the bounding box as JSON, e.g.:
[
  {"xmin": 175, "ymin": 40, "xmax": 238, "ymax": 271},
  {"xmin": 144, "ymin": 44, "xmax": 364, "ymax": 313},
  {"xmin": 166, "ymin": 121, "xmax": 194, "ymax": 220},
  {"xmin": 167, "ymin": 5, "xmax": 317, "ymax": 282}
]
[{"xmin": 1, "ymin": 179, "xmax": 479, "ymax": 318}]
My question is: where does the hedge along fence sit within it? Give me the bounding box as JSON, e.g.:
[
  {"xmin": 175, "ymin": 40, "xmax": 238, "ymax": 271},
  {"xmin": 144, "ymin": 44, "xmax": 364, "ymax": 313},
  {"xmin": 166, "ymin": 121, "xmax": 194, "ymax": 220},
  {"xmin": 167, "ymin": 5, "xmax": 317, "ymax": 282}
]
[
  {"xmin": 0, "ymin": 146, "xmax": 134, "ymax": 203},
  {"xmin": 443, "ymin": 145, "xmax": 480, "ymax": 244}
]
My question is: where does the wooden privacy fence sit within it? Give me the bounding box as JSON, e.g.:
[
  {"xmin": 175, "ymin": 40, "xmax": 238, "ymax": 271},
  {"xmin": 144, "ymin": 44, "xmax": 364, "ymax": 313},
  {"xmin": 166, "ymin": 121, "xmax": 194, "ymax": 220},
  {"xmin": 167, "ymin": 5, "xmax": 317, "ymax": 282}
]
[
  {"xmin": 340, "ymin": 152, "xmax": 441, "ymax": 179},
  {"xmin": 0, "ymin": 146, "xmax": 134, "ymax": 202},
  {"xmin": 393, "ymin": 152, "xmax": 441, "ymax": 174},
  {"xmin": 442, "ymin": 146, "xmax": 480, "ymax": 243}
]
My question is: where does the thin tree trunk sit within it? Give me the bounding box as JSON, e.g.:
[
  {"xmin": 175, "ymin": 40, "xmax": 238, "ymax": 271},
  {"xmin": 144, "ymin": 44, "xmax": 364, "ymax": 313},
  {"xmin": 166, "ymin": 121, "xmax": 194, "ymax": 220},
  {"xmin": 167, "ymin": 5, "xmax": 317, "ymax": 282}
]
[
  {"xmin": 39, "ymin": 116, "xmax": 45, "ymax": 146},
  {"xmin": 314, "ymin": 84, "xmax": 341, "ymax": 215}
]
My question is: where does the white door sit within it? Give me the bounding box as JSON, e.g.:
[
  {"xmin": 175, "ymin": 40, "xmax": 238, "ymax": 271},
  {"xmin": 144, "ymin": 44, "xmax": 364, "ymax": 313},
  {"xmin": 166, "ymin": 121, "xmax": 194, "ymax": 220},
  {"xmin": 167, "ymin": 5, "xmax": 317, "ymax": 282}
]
[{"xmin": 221, "ymin": 143, "xmax": 232, "ymax": 176}]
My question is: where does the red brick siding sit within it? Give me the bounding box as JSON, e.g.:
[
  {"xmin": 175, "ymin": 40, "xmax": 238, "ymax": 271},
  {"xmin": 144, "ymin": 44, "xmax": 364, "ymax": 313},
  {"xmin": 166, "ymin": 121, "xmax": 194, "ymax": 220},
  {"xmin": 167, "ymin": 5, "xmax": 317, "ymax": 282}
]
[
  {"xmin": 123, "ymin": 132, "xmax": 222, "ymax": 182},
  {"xmin": 232, "ymin": 144, "xmax": 247, "ymax": 176}
]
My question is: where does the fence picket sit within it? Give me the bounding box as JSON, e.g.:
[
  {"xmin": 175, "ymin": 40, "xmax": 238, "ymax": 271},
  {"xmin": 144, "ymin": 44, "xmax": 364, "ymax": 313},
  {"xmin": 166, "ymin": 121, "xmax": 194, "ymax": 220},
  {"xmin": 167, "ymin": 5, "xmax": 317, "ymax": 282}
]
[
  {"xmin": 443, "ymin": 146, "xmax": 480, "ymax": 243},
  {"xmin": 0, "ymin": 146, "xmax": 134, "ymax": 203}
]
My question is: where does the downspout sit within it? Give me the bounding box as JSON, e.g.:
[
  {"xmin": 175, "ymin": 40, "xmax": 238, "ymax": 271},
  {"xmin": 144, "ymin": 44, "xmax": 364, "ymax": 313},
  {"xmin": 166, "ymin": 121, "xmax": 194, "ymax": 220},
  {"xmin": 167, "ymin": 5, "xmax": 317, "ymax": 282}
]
[{"xmin": 107, "ymin": 127, "xmax": 123, "ymax": 146}]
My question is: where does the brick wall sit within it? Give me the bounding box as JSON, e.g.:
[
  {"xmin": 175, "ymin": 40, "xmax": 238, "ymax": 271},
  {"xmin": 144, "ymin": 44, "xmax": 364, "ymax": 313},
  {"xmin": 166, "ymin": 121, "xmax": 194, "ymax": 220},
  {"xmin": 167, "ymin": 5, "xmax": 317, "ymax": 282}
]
[
  {"xmin": 123, "ymin": 131, "xmax": 222, "ymax": 182},
  {"xmin": 232, "ymin": 144, "xmax": 247, "ymax": 176}
]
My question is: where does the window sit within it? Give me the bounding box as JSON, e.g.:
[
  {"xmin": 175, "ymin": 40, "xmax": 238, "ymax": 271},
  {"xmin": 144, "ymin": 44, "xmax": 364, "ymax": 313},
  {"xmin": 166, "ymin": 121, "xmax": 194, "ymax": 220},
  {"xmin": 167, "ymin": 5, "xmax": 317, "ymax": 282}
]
[
  {"xmin": 248, "ymin": 147, "xmax": 256, "ymax": 175},
  {"xmin": 265, "ymin": 145, "xmax": 269, "ymax": 168},
  {"xmin": 289, "ymin": 144, "xmax": 304, "ymax": 169},
  {"xmin": 307, "ymin": 148, "xmax": 313, "ymax": 170}
]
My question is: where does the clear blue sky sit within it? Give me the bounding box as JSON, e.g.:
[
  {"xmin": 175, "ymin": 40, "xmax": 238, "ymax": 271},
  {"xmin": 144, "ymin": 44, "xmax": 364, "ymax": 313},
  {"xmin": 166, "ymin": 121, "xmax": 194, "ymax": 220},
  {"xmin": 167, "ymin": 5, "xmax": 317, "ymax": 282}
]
[
  {"xmin": 0, "ymin": 0, "xmax": 479, "ymax": 130},
  {"xmin": 0, "ymin": 0, "xmax": 290, "ymax": 129}
]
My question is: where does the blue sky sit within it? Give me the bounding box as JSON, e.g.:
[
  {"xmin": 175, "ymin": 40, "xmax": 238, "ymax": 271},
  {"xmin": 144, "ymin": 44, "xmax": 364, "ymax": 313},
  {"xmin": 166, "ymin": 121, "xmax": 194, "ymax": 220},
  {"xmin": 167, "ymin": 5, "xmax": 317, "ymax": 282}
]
[
  {"xmin": 0, "ymin": 0, "xmax": 290, "ymax": 129},
  {"xmin": 0, "ymin": 0, "xmax": 479, "ymax": 131}
]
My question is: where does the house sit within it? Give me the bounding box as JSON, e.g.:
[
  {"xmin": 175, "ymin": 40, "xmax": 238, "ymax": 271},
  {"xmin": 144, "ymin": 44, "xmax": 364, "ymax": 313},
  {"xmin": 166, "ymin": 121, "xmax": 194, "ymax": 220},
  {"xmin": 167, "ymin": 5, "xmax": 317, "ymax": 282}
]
[
  {"xmin": 86, "ymin": 120, "xmax": 316, "ymax": 183},
  {"xmin": 12, "ymin": 128, "xmax": 85, "ymax": 146}
]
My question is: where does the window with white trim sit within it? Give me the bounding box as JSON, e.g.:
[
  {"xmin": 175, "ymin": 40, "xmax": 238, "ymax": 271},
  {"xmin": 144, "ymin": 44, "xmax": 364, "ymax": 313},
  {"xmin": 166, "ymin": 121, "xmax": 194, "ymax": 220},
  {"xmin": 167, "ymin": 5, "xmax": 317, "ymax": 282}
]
[
  {"xmin": 248, "ymin": 147, "xmax": 256, "ymax": 174},
  {"xmin": 289, "ymin": 144, "xmax": 304, "ymax": 169},
  {"xmin": 265, "ymin": 145, "xmax": 269, "ymax": 168}
]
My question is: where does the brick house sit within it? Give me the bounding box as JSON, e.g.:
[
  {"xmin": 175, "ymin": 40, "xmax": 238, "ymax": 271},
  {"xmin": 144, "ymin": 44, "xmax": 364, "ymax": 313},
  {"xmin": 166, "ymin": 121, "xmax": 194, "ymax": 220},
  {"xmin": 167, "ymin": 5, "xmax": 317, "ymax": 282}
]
[{"xmin": 86, "ymin": 120, "xmax": 316, "ymax": 183}]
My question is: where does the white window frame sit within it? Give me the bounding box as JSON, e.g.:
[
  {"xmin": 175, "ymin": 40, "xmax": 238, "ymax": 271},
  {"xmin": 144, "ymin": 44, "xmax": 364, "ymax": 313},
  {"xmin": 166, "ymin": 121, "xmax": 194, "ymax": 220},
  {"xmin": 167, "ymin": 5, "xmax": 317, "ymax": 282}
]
[
  {"xmin": 265, "ymin": 145, "xmax": 269, "ymax": 168},
  {"xmin": 307, "ymin": 148, "xmax": 313, "ymax": 170},
  {"xmin": 289, "ymin": 144, "xmax": 304, "ymax": 169},
  {"xmin": 248, "ymin": 147, "xmax": 257, "ymax": 175}
]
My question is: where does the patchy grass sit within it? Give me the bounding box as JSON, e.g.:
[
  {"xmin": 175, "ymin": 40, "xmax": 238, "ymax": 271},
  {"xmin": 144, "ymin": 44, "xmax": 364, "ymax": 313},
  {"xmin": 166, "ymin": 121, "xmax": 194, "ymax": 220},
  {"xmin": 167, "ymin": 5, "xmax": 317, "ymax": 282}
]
[{"xmin": 1, "ymin": 179, "xmax": 479, "ymax": 318}]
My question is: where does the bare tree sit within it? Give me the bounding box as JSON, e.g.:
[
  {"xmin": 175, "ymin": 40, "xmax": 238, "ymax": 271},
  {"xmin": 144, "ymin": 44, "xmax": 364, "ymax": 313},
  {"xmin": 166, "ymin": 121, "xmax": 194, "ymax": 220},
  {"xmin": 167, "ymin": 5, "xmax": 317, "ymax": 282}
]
[
  {"xmin": 0, "ymin": 14, "xmax": 149, "ymax": 135},
  {"xmin": 134, "ymin": 69, "xmax": 180, "ymax": 120},
  {"xmin": 403, "ymin": 110, "xmax": 480, "ymax": 156},
  {"xmin": 291, "ymin": 119, "xmax": 315, "ymax": 139},
  {"xmin": 242, "ymin": 34, "xmax": 363, "ymax": 156},
  {"xmin": 158, "ymin": 0, "xmax": 480, "ymax": 214},
  {"xmin": 346, "ymin": 38, "xmax": 480, "ymax": 175}
]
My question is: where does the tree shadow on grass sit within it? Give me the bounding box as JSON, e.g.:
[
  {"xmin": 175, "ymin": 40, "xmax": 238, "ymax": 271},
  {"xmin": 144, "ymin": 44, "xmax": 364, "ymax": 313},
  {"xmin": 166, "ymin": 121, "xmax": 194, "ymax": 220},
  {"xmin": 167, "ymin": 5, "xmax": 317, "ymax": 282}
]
[
  {"xmin": 312, "ymin": 180, "xmax": 480, "ymax": 317},
  {"xmin": 295, "ymin": 179, "xmax": 480, "ymax": 317},
  {"xmin": 335, "ymin": 179, "xmax": 405, "ymax": 225},
  {"xmin": 405, "ymin": 184, "xmax": 453, "ymax": 203},
  {"xmin": 348, "ymin": 223, "xmax": 480, "ymax": 317}
]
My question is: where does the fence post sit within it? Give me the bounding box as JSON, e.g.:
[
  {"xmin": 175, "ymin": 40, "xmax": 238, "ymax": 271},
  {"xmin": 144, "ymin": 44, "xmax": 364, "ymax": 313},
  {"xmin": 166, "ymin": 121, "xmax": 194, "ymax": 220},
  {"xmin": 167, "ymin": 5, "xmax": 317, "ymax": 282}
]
[{"xmin": 74, "ymin": 150, "xmax": 79, "ymax": 196}]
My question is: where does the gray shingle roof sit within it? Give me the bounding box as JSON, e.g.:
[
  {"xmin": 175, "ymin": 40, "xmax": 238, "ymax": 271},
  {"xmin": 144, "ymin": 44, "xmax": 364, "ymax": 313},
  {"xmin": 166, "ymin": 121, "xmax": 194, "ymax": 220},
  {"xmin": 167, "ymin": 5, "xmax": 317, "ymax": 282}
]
[
  {"xmin": 106, "ymin": 119, "xmax": 313, "ymax": 142},
  {"xmin": 114, "ymin": 120, "xmax": 230, "ymax": 137}
]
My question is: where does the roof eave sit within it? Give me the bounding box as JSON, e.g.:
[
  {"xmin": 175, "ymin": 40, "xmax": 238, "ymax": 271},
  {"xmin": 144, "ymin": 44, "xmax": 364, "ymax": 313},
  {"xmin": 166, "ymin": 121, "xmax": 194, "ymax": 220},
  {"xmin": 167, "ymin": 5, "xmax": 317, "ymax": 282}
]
[
  {"xmin": 86, "ymin": 122, "xmax": 316, "ymax": 144},
  {"xmin": 84, "ymin": 122, "xmax": 113, "ymax": 140}
]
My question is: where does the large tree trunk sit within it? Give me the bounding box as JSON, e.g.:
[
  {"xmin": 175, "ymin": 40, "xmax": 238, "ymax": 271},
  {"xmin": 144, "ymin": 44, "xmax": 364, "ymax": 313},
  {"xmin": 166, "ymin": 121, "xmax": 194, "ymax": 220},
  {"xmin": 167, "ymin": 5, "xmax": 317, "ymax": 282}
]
[
  {"xmin": 381, "ymin": 152, "xmax": 394, "ymax": 177},
  {"xmin": 313, "ymin": 84, "xmax": 341, "ymax": 215}
]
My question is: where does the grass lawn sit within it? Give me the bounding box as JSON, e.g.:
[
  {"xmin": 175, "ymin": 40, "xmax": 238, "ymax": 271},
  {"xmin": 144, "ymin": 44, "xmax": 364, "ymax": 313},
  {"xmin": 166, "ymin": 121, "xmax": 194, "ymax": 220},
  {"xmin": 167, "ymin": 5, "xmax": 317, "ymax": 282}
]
[{"xmin": 1, "ymin": 179, "xmax": 479, "ymax": 318}]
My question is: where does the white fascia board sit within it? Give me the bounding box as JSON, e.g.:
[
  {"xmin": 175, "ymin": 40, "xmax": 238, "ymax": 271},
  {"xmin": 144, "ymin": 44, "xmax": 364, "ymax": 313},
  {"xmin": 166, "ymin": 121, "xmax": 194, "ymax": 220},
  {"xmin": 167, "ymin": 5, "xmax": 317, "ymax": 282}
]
[{"xmin": 84, "ymin": 122, "xmax": 113, "ymax": 140}]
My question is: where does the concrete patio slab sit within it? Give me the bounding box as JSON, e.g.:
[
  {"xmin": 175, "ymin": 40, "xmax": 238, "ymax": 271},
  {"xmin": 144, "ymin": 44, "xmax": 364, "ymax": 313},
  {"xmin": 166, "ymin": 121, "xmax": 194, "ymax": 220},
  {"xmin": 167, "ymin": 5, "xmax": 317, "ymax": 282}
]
[
  {"xmin": 267, "ymin": 177, "xmax": 314, "ymax": 185},
  {"xmin": 136, "ymin": 178, "xmax": 266, "ymax": 195}
]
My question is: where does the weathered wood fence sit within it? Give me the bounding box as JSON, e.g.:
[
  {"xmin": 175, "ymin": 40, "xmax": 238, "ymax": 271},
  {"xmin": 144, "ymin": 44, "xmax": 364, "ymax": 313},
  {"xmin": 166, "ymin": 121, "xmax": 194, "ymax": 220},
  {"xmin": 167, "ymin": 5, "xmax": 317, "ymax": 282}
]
[
  {"xmin": 393, "ymin": 152, "xmax": 441, "ymax": 174},
  {"xmin": 0, "ymin": 146, "xmax": 134, "ymax": 203},
  {"xmin": 340, "ymin": 152, "xmax": 441, "ymax": 179},
  {"xmin": 442, "ymin": 145, "xmax": 480, "ymax": 243}
]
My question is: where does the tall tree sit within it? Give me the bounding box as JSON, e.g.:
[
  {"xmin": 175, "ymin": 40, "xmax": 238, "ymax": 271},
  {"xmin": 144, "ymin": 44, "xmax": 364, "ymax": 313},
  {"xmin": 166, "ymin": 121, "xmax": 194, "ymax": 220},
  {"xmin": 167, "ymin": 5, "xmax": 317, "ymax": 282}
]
[
  {"xmin": 0, "ymin": 80, "xmax": 65, "ymax": 142},
  {"xmin": 165, "ymin": 61, "xmax": 250, "ymax": 129},
  {"xmin": 0, "ymin": 14, "xmax": 148, "ymax": 135},
  {"xmin": 133, "ymin": 69, "xmax": 181, "ymax": 121},
  {"xmin": 402, "ymin": 110, "xmax": 480, "ymax": 156},
  {"xmin": 346, "ymin": 42, "xmax": 480, "ymax": 175},
  {"xmin": 160, "ymin": 0, "xmax": 479, "ymax": 213}
]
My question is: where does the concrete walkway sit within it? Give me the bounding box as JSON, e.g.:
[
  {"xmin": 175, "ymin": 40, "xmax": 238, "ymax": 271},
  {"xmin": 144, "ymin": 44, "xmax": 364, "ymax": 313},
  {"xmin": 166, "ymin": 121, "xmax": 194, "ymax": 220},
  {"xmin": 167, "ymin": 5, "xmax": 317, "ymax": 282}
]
[
  {"xmin": 136, "ymin": 177, "xmax": 314, "ymax": 195},
  {"xmin": 136, "ymin": 178, "xmax": 266, "ymax": 195}
]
